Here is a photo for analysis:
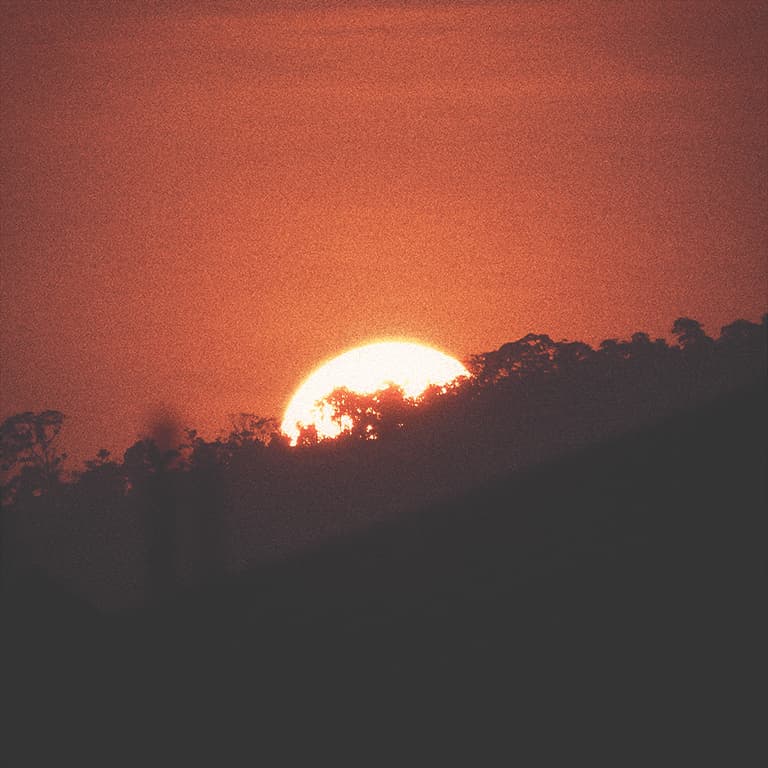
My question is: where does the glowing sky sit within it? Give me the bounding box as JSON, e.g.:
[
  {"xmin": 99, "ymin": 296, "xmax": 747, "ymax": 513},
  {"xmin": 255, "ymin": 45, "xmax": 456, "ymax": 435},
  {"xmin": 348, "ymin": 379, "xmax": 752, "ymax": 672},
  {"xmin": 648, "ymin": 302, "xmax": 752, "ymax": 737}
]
[{"xmin": 1, "ymin": 1, "xmax": 766, "ymax": 463}]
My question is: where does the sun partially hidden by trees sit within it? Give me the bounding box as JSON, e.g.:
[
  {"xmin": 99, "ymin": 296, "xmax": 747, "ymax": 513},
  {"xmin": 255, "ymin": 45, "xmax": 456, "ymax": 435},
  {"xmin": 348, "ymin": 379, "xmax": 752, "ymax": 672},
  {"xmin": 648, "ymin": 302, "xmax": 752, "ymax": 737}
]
[{"xmin": 1, "ymin": 316, "xmax": 765, "ymax": 610}]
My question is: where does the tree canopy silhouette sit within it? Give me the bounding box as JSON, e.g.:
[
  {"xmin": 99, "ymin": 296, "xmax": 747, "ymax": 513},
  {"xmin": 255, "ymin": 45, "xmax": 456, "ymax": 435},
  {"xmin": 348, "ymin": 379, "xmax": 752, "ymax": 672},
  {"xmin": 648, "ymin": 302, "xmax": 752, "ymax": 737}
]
[
  {"xmin": 1, "ymin": 315, "xmax": 765, "ymax": 610},
  {"xmin": 0, "ymin": 410, "xmax": 66, "ymax": 504}
]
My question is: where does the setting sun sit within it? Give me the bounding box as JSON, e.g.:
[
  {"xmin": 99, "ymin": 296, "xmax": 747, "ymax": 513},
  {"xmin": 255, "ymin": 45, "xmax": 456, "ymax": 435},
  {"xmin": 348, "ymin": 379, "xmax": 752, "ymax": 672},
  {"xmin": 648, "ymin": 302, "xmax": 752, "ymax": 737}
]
[{"xmin": 282, "ymin": 341, "xmax": 469, "ymax": 444}]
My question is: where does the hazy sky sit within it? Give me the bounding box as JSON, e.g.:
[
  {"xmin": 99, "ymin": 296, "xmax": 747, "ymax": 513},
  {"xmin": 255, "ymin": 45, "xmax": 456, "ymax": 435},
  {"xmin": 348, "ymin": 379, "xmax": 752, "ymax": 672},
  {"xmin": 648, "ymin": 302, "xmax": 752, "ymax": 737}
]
[{"xmin": 2, "ymin": 0, "xmax": 766, "ymax": 464}]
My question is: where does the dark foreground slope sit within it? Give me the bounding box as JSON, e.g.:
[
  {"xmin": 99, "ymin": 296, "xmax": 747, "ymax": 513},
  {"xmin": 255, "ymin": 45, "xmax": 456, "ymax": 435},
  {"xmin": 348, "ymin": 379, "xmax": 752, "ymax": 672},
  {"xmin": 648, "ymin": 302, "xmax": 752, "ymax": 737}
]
[{"xmin": 4, "ymin": 390, "xmax": 766, "ymax": 764}]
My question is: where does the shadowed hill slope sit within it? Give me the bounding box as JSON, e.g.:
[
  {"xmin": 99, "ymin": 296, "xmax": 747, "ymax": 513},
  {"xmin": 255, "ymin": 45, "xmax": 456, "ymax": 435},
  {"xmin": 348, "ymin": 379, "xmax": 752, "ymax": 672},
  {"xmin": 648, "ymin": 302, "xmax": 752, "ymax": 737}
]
[{"xmin": 4, "ymin": 388, "xmax": 764, "ymax": 763}]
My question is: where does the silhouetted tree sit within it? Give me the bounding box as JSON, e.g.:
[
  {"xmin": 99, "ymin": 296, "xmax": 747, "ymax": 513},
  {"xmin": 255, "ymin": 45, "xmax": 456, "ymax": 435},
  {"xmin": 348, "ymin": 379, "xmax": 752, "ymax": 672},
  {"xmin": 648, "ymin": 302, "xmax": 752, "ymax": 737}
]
[
  {"xmin": 0, "ymin": 411, "xmax": 66, "ymax": 504},
  {"xmin": 469, "ymin": 333, "xmax": 557, "ymax": 384},
  {"xmin": 182, "ymin": 430, "xmax": 226, "ymax": 470},
  {"xmin": 717, "ymin": 318, "xmax": 767, "ymax": 386},
  {"xmin": 324, "ymin": 384, "xmax": 413, "ymax": 441},
  {"xmin": 719, "ymin": 318, "xmax": 764, "ymax": 350},
  {"xmin": 123, "ymin": 438, "xmax": 164, "ymax": 491},
  {"xmin": 84, "ymin": 447, "xmax": 111, "ymax": 471},
  {"xmin": 177, "ymin": 430, "xmax": 228, "ymax": 583},
  {"xmin": 598, "ymin": 338, "xmax": 630, "ymax": 361},
  {"xmin": 77, "ymin": 449, "xmax": 126, "ymax": 499},
  {"xmin": 123, "ymin": 438, "xmax": 180, "ymax": 604},
  {"xmin": 297, "ymin": 423, "xmax": 320, "ymax": 447},
  {"xmin": 672, "ymin": 317, "xmax": 713, "ymax": 351},
  {"xmin": 226, "ymin": 413, "xmax": 280, "ymax": 449},
  {"xmin": 554, "ymin": 340, "xmax": 594, "ymax": 369}
]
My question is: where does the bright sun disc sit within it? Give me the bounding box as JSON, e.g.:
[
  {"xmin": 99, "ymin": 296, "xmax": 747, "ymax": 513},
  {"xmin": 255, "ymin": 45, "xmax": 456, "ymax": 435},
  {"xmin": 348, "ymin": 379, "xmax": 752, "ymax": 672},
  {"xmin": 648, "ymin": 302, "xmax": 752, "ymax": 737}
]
[{"xmin": 282, "ymin": 341, "xmax": 469, "ymax": 445}]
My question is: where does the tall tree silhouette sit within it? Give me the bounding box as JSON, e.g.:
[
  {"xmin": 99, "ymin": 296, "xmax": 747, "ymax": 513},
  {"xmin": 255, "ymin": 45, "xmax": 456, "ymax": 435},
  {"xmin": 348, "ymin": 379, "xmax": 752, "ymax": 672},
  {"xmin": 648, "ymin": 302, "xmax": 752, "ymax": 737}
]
[
  {"xmin": 0, "ymin": 410, "xmax": 66, "ymax": 505},
  {"xmin": 124, "ymin": 438, "xmax": 179, "ymax": 605}
]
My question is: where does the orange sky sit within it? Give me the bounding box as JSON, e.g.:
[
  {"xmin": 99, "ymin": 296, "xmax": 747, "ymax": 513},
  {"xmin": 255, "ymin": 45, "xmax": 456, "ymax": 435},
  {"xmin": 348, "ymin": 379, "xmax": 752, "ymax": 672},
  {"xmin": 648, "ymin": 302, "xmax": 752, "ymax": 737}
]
[{"xmin": 1, "ymin": 0, "xmax": 766, "ymax": 465}]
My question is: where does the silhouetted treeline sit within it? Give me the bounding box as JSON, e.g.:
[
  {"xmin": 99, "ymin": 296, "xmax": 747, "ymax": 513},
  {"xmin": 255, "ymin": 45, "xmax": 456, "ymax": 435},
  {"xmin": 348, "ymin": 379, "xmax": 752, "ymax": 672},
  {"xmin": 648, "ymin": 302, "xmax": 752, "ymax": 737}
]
[
  {"xmin": 3, "ymin": 361, "xmax": 764, "ymax": 764},
  {"xmin": 1, "ymin": 316, "xmax": 765, "ymax": 611}
]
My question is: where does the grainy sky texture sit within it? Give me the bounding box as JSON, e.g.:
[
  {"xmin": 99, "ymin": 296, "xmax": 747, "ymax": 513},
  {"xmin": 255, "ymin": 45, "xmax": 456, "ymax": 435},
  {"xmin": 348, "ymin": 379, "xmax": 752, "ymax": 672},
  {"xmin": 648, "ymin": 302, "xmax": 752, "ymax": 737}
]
[{"xmin": 1, "ymin": 0, "xmax": 766, "ymax": 463}]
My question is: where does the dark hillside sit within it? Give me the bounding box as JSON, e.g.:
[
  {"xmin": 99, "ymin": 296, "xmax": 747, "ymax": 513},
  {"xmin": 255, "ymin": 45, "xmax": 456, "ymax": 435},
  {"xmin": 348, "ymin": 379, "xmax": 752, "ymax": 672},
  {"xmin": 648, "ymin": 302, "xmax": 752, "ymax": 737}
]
[{"xmin": 4, "ymin": 388, "xmax": 764, "ymax": 763}]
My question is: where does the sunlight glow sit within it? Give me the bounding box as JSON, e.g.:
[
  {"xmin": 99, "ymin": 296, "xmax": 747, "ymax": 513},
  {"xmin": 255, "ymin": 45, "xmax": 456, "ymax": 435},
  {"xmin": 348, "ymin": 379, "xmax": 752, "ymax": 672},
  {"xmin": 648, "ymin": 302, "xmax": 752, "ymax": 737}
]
[{"xmin": 281, "ymin": 341, "xmax": 469, "ymax": 445}]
